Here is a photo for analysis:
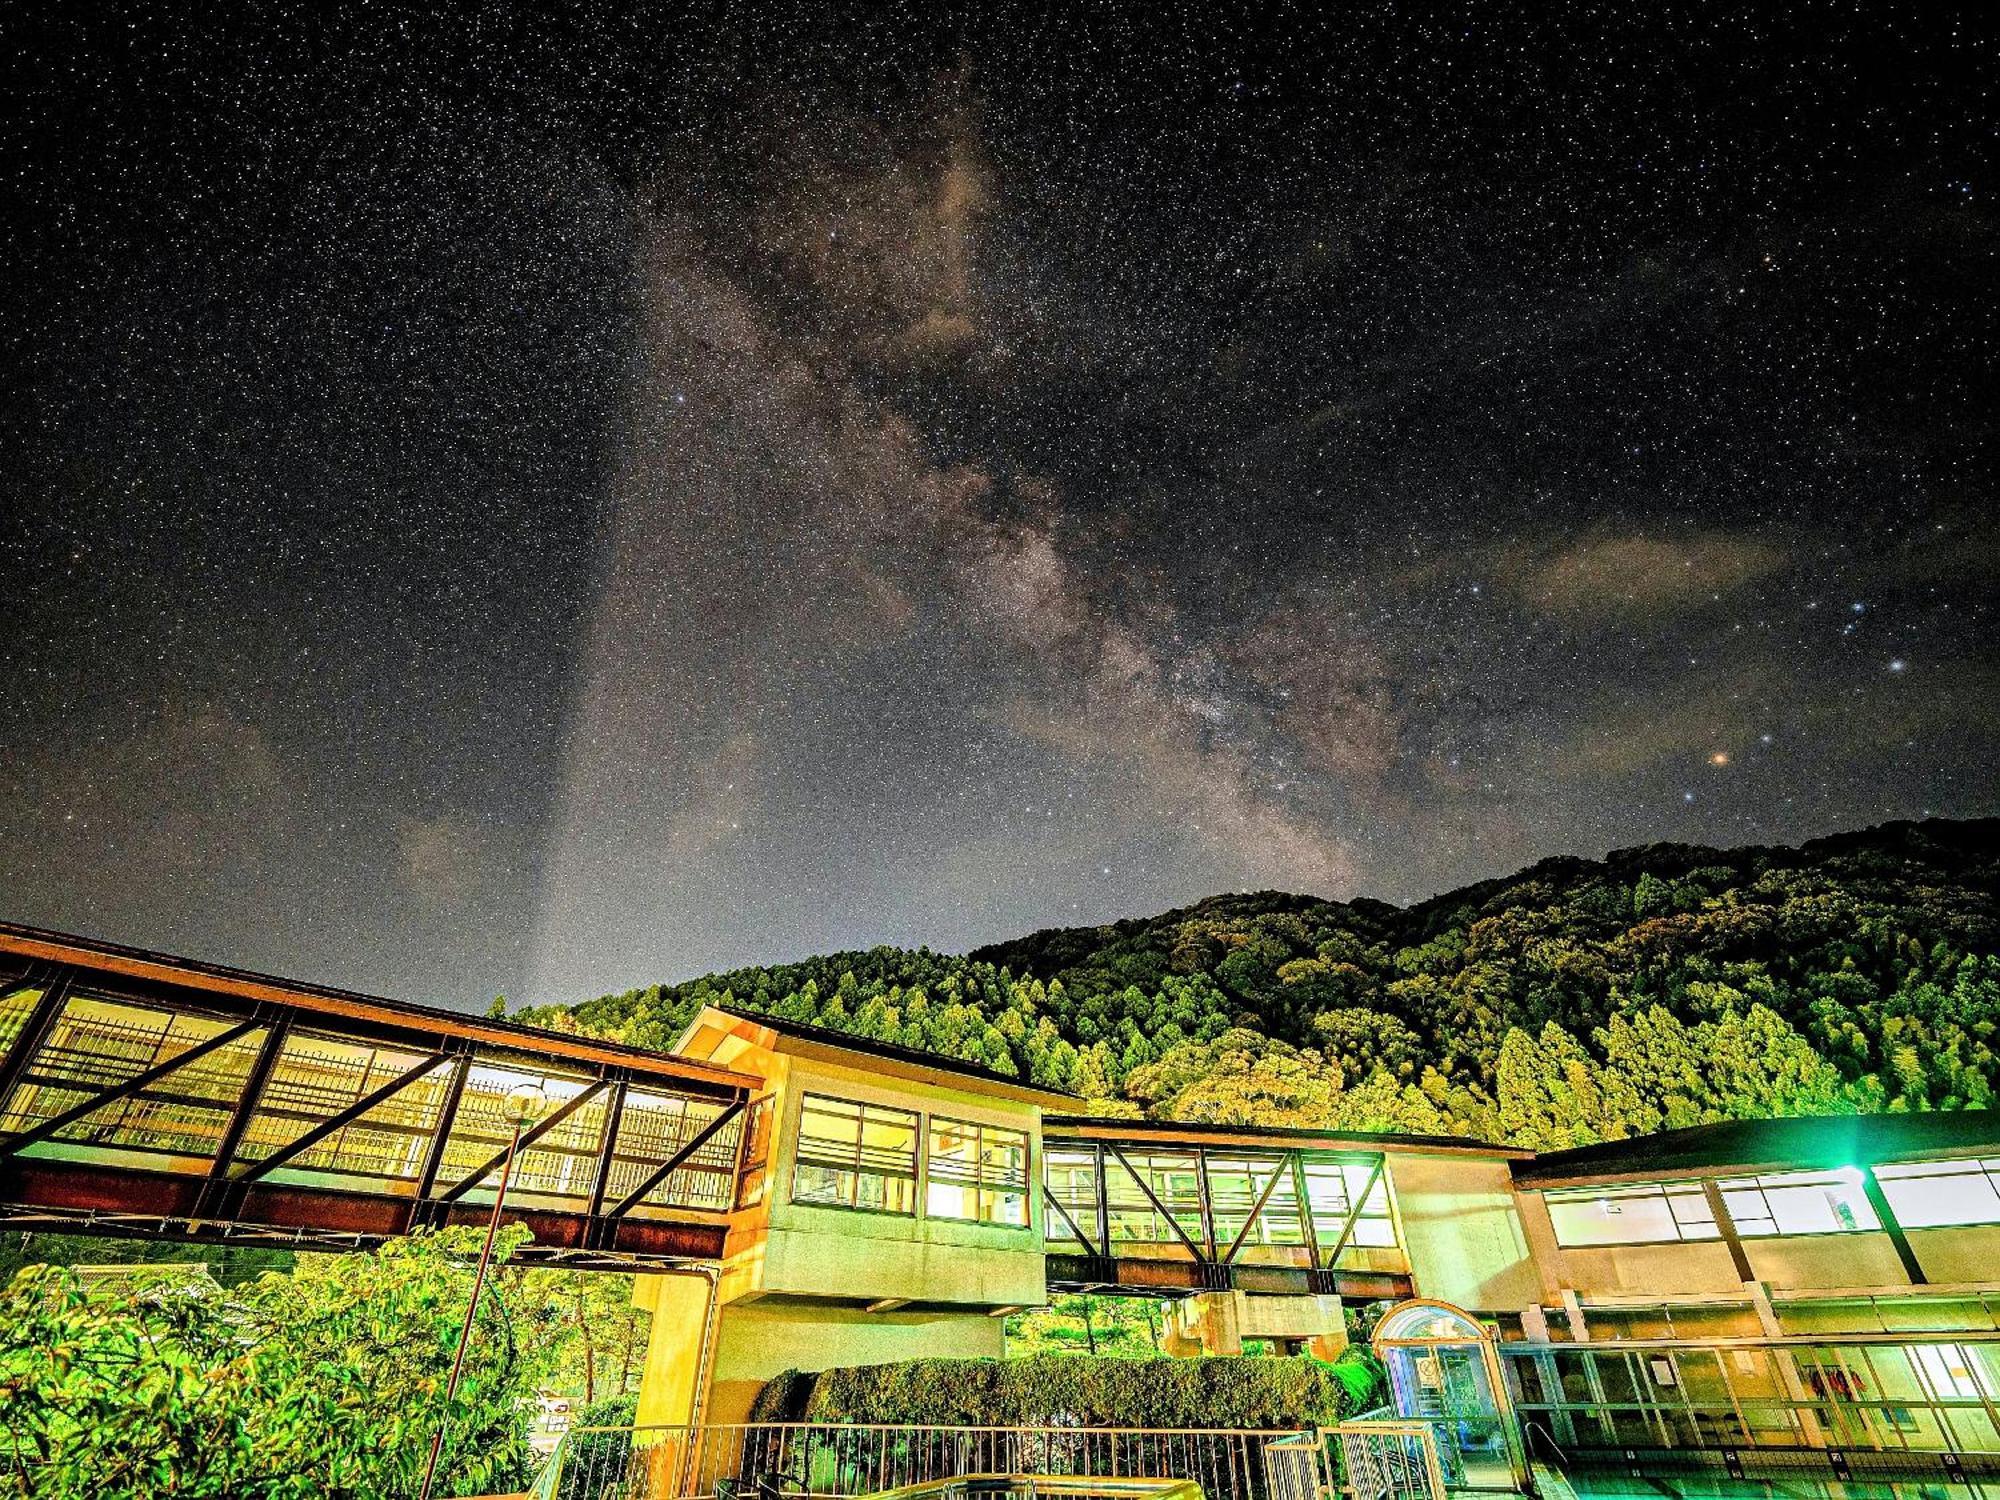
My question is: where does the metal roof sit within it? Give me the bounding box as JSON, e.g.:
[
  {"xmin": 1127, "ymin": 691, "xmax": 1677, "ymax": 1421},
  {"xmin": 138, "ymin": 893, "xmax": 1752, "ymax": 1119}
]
[{"xmin": 1511, "ymin": 1110, "xmax": 2000, "ymax": 1188}]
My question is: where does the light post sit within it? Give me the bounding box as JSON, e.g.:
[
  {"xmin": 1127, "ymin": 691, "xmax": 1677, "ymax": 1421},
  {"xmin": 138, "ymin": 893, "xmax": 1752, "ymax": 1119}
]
[{"xmin": 417, "ymin": 1079, "xmax": 549, "ymax": 1500}]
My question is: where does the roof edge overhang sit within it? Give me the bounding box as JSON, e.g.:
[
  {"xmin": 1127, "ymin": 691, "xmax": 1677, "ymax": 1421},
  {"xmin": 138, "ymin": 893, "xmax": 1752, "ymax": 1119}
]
[
  {"xmin": 1044, "ymin": 1114, "xmax": 1525, "ymax": 1158},
  {"xmin": 1511, "ymin": 1114, "xmax": 2000, "ymax": 1191},
  {"xmin": 0, "ymin": 920, "xmax": 759, "ymax": 1097},
  {"xmin": 676, "ymin": 1004, "xmax": 1079, "ymax": 1110}
]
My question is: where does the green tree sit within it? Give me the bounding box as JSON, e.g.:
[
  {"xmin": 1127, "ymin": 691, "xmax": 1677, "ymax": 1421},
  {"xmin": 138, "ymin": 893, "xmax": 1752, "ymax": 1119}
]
[{"xmin": 0, "ymin": 1227, "xmax": 540, "ymax": 1499}]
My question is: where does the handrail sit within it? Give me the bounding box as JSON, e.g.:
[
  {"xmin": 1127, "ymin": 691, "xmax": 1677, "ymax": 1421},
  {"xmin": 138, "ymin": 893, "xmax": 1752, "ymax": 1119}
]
[
  {"xmin": 1497, "ymin": 1327, "xmax": 2000, "ymax": 1352},
  {"xmin": 563, "ymin": 1423, "xmax": 1307, "ymax": 1437},
  {"xmin": 1521, "ymin": 1421, "xmax": 1569, "ymax": 1471}
]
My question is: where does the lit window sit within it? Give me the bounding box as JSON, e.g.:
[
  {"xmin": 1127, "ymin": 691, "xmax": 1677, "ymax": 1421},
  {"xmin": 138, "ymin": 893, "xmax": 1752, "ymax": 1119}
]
[
  {"xmin": 927, "ymin": 1117, "xmax": 1030, "ymax": 1226},
  {"xmin": 1875, "ymin": 1158, "xmax": 2000, "ymax": 1228},
  {"xmin": 1719, "ymin": 1170, "xmax": 1878, "ymax": 1236},
  {"xmin": 1545, "ymin": 1183, "xmax": 1720, "ymax": 1246},
  {"xmin": 791, "ymin": 1094, "xmax": 917, "ymax": 1214}
]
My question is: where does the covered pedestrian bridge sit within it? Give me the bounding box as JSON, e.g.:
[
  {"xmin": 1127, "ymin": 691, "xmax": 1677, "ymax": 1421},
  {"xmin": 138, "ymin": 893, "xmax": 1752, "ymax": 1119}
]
[{"xmin": 0, "ymin": 922, "xmax": 762, "ymax": 1267}]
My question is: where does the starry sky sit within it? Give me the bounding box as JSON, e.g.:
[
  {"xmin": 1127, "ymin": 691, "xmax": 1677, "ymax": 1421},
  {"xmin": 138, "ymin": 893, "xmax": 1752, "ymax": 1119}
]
[{"xmin": 2, "ymin": 2, "xmax": 1995, "ymax": 1009}]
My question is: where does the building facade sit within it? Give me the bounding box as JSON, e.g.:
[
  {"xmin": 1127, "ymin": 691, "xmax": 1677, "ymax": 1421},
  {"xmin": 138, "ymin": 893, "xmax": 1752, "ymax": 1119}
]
[{"xmin": 638, "ymin": 1006, "xmax": 2000, "ymax": 1439}]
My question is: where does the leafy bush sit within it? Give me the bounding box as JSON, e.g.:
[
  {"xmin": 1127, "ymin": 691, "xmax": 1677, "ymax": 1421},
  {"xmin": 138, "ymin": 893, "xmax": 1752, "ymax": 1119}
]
[
  {"xmin": 748, "ymin": 1367, "xmax": 817, "ymax": 1421},
  {"xmin": 0, "ymin": 1227, "xmax": 539, "ymax": 1499},
  {"xmin": 795, "ymin": 1350, "xmax": 1380, "ymax": 1429}
]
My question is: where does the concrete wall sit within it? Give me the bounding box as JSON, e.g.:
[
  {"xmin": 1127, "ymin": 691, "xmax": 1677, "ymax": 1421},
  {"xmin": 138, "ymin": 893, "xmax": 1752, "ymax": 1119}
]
[
  {"xmin": 1907, "ymin": 1226, "xmax": 2000, "ymax": 1284},
  {"xmin": 1384, "ymin": 1150, "xmax": 1544, "ymax": 1313},
  {"xmin": 640, "ymin": 1292, "xmax": 1007, "ymax": 1429},
  {"xmin": 1553, "ymin": 1238, "xmax": 1746, "ymax": 1298},
  {"xmin": 757, "ymin": 1053, "xmax": 1048, "ymax": 1308},
  {"xmin": 1549, "ymin": 1228, "xmax": 1962, "ymax": 1300}
]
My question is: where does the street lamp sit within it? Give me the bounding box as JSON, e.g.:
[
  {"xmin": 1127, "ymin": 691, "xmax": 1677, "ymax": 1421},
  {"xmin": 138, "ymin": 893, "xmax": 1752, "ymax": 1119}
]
[{"xmin": 417, "ymin": 1079, "xmax": 550, "ymax": 1500}]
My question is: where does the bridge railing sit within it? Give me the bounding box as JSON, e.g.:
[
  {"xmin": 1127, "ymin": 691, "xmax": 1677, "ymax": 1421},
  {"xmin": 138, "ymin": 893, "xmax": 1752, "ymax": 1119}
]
[{"xmin": 1498, "ymin": 1329, "xmax": 2000, "ymax": 1479}]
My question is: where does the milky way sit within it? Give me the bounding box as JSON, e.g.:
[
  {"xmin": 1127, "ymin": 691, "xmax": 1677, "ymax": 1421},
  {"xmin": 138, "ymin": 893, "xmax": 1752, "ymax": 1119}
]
[{"xmin": 2, "ymin": 3, "xmax": 1995, "ymax": 1005}]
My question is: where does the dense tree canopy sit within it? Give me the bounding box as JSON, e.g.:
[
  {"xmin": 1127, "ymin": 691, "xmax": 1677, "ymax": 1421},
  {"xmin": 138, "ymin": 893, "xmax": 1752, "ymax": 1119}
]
[{"xmin": 516, "ymin": 819, "xmax": 2000, "ymax": 1147}]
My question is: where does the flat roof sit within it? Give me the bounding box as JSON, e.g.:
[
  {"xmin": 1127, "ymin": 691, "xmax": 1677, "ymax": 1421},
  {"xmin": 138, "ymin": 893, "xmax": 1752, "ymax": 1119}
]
[
  {"xmin": 678, "ymin": 1004, "xmax": 1080, "ymax": 1108},
  {"xmin": 1513, "ymin": 1110, "xmax": 2000, "ymax": 1189},
  {"xmin": 1046, "ymin": 1114, "xmax": 1521, "ymax": 1157}
]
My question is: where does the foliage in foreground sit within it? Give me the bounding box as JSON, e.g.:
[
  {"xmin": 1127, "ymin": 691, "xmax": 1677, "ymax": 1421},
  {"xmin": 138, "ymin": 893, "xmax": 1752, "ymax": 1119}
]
[
  {"xmin": 768, "ymin": 1349, "xmax": 1384, "ymax": 1429},
  {"xmin": 517, "ymin": 819, "xmax": 2000, "ymax": 1147},
  {"xmin": 0, "ymin": 1227, "xmax": 540, "ymax": 1500}
]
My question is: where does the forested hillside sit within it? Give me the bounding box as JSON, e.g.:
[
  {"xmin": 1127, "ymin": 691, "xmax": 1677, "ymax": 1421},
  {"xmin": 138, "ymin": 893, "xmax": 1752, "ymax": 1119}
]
[{"xmin": 514, "ymin": 819, "xmax": 2000, "ymax": 1149}]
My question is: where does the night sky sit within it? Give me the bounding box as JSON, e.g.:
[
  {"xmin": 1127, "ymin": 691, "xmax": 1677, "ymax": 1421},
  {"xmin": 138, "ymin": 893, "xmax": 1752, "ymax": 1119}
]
[{"xmin": 3, "ymin": 3, "xmax": 1995, "ymax": 1008}]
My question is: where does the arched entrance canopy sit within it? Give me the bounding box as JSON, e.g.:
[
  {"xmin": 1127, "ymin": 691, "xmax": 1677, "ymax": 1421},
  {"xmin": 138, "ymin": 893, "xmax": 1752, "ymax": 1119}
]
[
  {"xmin": 1375, "ymin": 1299, "xmax": 1492, "ymax": 1346},
  {"xmin": 1370, "ymin": 1300, "xmax": 1526, "ymax": 1491}
]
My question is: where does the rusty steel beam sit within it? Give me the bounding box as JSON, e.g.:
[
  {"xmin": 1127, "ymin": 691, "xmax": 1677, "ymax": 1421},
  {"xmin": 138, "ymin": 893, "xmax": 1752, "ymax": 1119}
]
[{"xmin": 0, "ymin": 923, "xmax": 755, "ymax": 1100}]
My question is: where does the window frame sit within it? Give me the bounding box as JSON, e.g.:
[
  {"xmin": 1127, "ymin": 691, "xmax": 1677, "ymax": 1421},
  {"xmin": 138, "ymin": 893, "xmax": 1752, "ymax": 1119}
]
[
  {"xmin": 1545, "ymin": 1168, "xmax": 1886, "ymax": 1249},
  {"xmin": 925, "ymin": 1113, "xmax": 1032, "ymax": 1228},
  {"xmin": 789, "ymin": 1092, "xmax": 921, "ymax": 1217}
]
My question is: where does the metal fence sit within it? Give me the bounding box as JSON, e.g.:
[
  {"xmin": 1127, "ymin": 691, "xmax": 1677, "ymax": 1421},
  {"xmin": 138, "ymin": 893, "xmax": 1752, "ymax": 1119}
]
[
  {"xmin": 533, "ymin": 1423, "xmax": 1318, "ymax": 1500},
  {"xmin": 1499, "ymin": 1329, "xmax": 2000, "ymax": 1475},
  {"xmin": 1328, "ymin": 1418, "xmax": 1444, "ymax": 1500}
]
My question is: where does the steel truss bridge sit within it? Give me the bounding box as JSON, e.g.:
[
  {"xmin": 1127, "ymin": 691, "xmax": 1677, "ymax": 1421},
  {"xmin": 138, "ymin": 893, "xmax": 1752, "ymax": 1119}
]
[
  {"xmin": 0, "ymin": 923, "xmax": 762, "ymax": 1268},
  {"xmin": 1041, "ymin": 1119, "xmax": 1414, "ymax": 1303},
  {"xmin": 0, "ymin": 922, "xmax": 1413, "ymax": 1299}
]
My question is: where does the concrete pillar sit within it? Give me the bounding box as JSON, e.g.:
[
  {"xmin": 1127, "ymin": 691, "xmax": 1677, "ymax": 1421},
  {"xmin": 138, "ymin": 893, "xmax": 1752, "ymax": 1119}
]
[
  {"xmin": 634, "ymin": 1273, "xmax": 720, "ymax": 1429},
  {"xmin": 1747, "ymin": 1279, "xmax": 1784, "ymax": 1338},
  {"xmin": 1519, "ymin": 1303, "xmax": 1552, "ymax": 1342},
  {"xmin": 1559, "ymin": 1288, "xmax": 1590, "ymax": 1342},
  {"xmin": 1167, "ymin": 1290, "xmax": 1244, "ymax": 1356}
]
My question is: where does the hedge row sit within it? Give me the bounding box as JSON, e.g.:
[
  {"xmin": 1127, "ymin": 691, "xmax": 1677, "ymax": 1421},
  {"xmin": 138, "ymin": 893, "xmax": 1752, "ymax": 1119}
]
[{"xmin": 750, "ymin": 1352, "xmax": 1384, "ymax": 1430}]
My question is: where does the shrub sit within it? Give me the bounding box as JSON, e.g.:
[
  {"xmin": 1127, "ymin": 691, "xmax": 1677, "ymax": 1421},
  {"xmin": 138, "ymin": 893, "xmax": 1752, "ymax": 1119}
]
[
  {"xmin": 794, "ymin": 1350, "xmax": 1382, "ymax": 1429},
  {"xmin": 0, "ymin": 1228, "xmax": 539, "ymax": 1499},
  {"xmin": 748, "ymin": 1368, "xmax": 817, "ymax": 1422}
]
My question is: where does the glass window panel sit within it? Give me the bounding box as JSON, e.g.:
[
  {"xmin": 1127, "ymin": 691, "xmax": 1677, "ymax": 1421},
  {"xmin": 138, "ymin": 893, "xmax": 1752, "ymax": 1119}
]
[
  {"xmin": 1722, "ymin": 1170, "xmax": 1878, "ymax": 1235},
  {"xmin": 0, "ymin": 994, "xmax": 265, "ymax": 1161},
  {"xmin": 1667, "ymin": 1188, "xmax": 1721, "ymax": 1238},
  {"xmin": 232, "ymin": 1032, "xmax": 451, "ymax": 1185},
  {"xmin": 1547, "ymin": 1184, "xmax": 1685, "ymax": 1245},
  {"xmin": 1043, "ymin": 1147, "xmax": 1098, "ymax": 1243},
  {"xmin": 926, "ymin": 1116, "xmax": 1029, "ymax": 1226},
  {"xmin": 1878, "ymin": 1162, "xmax": 2000, "ymax": 1228},
  {"xmin": 0, "ymin": 985, "xmax": 46, "ymax": 1060},
  {"xmin": 1208, "ymin": 1154, "xmax": 1306, "ymax": 1247},
  {"xmin": 791, "ymin": 1093, "xmax": 917, "ymax": 1214},
  {"xmin": 1104, "ymin": 1150, "xmax": 1203, "ymax": 1244},
  {"xmin": 435, "ymin": 1064, "xmax": 598, "ymax": 1202},
  {"xmin": 609, "ymin": 1090, "xmax": 741, "ymax": 1213}
]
